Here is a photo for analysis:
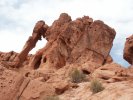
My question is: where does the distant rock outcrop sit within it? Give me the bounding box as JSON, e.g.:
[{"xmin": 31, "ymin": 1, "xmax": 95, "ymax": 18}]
[{"xmin": 123, "ymin": 34, "xmax": 133, "ymax": 65}]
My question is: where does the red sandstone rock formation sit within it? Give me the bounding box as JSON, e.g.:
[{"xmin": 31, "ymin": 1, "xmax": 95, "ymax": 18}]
[
  {"xmin": 123, "ymin": 34, "xmax": 133, "ymax": 65},
  {"xmin": 15, "ymin": 21, "xmax": 48, "ymax": 67},
  {"xmin": 0, "ymin": 51, "xmax": 19, "ymax": 68},
  {"xmin": 0, "ymin": 51, "xmax": 18, "ymax": 62},
  {"xmin": 0, "ymin": 64, "xmax": 30, "ymax": 100},
  {"xmin": 29, "ymin": 13, "xmax": 116, "ymax": 69},
  {"xmin": 1, "ymin": 13, "xmax": 133, "ymax": 100},
  {"xmin": 0, "ymin": 51, "xmax": 32, "ymax": 68}
]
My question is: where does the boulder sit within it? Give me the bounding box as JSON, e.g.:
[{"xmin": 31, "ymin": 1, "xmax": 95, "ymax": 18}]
[
  {"xmin": 55, "ymin": 81, "xmax": 69, "ymax": 95},
  {"xmin": 123, "ymin": 34, "xmax": 133, "ymax": 65},
  {"xmin": 29, "ymin": 13, "xmax": 116, "ymax": 69}
]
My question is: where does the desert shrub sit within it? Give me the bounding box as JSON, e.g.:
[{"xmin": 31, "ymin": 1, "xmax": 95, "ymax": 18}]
[
  {"xmin": 44, "ymin": 95, "xmax": 60, "ymax": 100},
  {"xmin": 90, "ymin": 79, "xmax": 104, "ymax": 94},
  {"xmin": 70, "ymin": 68, "xmax": 86, "ymax": 83}
]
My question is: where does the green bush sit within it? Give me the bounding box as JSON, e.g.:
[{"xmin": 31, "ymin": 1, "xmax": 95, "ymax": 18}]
[
  {"xmin": 44, "ymin": 95, "xmax": 60, "ymax": 100},
  {"xmin": 90, "ymin": 79, "xmax": 104, "ymax": 94},
  {"xmin": 70, "ymin": 68, "xmax": 86, "ymax": 83}
]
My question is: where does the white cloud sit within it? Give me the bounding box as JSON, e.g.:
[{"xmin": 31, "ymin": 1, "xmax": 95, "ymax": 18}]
[{"xmin": 0, "ymin": 0, "xmax": 133, "ymax": 66}]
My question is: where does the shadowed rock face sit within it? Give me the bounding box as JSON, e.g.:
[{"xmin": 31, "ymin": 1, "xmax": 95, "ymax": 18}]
[
  {"xmin": 29, "ymin": 13, "xmax": 116, "ymax": 69},
  {"xmin": 123, "ymin": 35, "xmax": 133, "ymax": 65}
]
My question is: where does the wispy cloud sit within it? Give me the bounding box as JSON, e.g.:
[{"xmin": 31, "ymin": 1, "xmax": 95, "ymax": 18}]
[{"xmin": 0, "ymin": 0, "xmax": 133, "ymax": 66}]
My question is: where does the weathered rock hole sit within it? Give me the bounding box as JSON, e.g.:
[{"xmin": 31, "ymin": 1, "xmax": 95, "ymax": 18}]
[
  {"xmin": 82, "ymin": 69, "xmax": 91, "ymax": 75},
  {"xmin": 67, "ymin": 38, "xmax": 71, "ymax": 44},
  {"xmin": 100, "ymin": 68, "xmax": 107, "ymax": 70},
  {"xmin": 101, "ymin": 76, "xmax": 110, "ymax": 80},
  {"xmin": 25, "ymin": 72, "xmax": 30, "ymax": 77},
  {"xmin": 72, "ymin": 85, "xmax": 79, "ymax": 88},
  {"xmin": 43, "ymin": 57, "xmax": 47, "ymax": 63},
  {"xmin": 34, "ymin": 56, "xmax": 42, "ymax": 69}
]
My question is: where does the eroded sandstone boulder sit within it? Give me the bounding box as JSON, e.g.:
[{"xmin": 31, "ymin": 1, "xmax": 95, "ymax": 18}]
[
  {"xmin": 123, "ymin": 34, "xmax": 133, "ymax": 65},
  {"xmin": 29, "ymin": 13, "xmax": 116, "ymax": 69}
]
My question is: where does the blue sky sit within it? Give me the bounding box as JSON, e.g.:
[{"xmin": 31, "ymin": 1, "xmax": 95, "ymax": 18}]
[{"xmin": 0, "ymin": 0, "xmax": 133, "ymax": 67}]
